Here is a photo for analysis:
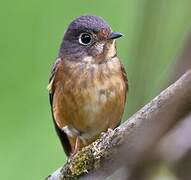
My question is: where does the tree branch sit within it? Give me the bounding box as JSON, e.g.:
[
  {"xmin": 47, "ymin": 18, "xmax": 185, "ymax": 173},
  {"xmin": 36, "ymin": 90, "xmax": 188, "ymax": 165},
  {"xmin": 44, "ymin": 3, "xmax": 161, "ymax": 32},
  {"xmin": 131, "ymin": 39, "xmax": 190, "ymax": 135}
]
[{"xmin": 46, "ymin": 69, "xmax": 191, "ymax": 180}]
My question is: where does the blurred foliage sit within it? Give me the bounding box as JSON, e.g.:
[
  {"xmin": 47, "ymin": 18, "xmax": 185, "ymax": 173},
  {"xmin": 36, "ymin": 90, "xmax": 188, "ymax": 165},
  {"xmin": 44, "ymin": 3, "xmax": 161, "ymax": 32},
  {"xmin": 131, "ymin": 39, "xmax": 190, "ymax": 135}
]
[{"xmin": 0, "ymin": 0, "xmax": 191, "ymax": 179}]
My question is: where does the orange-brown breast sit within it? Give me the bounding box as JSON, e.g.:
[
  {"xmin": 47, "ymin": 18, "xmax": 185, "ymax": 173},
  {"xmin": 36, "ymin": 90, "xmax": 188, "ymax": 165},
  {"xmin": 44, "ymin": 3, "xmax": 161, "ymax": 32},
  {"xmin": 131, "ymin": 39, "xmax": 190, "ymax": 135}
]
[{"xmin": 52, "ymin": 57, "xmax": 127, "ymax": 146}]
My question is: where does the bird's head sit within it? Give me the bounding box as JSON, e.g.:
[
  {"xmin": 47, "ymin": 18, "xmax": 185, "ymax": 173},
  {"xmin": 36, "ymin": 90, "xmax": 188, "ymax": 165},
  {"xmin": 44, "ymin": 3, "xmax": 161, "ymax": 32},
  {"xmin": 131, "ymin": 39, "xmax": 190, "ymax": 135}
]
[{"xmin": 59, "ymin": 15, "xmax": 122, "ymax": 63}]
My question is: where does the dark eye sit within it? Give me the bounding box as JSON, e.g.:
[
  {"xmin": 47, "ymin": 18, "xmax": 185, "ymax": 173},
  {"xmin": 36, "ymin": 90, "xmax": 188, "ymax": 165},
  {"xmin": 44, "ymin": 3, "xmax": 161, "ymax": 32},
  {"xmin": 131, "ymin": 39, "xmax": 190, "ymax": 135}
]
[{"xmin": 79, "ymin": 33, "xmax": 92, "ymax": 45}]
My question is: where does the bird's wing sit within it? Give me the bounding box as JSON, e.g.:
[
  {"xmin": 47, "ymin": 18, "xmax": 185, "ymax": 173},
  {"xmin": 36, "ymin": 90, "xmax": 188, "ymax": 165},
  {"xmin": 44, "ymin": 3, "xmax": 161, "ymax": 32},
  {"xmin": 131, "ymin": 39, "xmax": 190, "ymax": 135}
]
[
  {"xmin": 121, "ymin": 63, "xmax": 128, "ymax": 101},
  {"xmin": 48, "ymin": 58, "xmax": 71, "ymax": 156}
]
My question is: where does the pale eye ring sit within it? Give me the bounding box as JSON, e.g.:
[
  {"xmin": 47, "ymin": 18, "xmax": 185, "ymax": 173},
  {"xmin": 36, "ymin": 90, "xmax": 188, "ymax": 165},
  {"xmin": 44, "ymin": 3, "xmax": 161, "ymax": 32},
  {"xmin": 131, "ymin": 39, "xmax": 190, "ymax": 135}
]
[{"xmin": 79, "ymin": 33, "xmax": 92, "ymax": 45}]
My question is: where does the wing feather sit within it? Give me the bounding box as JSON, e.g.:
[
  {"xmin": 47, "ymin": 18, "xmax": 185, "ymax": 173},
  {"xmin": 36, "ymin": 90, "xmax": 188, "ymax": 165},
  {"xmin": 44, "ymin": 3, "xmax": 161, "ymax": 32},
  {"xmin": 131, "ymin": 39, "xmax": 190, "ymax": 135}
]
[
  {"xmin": 48, "ymin": 58, "xmax": 71, "ymax": 156},
  {"xmin": 120, "ymin": 63, "xmax": 128, "ymax": 101}
]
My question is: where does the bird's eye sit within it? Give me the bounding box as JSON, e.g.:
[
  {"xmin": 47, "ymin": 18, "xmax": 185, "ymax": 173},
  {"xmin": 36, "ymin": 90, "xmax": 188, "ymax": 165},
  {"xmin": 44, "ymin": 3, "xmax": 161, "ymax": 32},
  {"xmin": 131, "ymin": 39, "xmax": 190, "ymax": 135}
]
[{"xmin": 79, "ymin": 33, "xmax": 92, "ymax": 45}]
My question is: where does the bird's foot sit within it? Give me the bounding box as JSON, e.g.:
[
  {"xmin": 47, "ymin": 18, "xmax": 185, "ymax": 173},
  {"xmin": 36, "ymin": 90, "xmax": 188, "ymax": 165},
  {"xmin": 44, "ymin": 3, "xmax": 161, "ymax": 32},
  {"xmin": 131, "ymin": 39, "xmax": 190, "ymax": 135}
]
[
  {"xmin": 107, "ymin": 128, "xmax": 114, "ymax": 133},
  {"xmin": 68, "ymin": 137, "xmax": 80, "ymax": 160},
  {"xmin": 101, "ymin": 128, "xmax": 114, "ymax": 138}
]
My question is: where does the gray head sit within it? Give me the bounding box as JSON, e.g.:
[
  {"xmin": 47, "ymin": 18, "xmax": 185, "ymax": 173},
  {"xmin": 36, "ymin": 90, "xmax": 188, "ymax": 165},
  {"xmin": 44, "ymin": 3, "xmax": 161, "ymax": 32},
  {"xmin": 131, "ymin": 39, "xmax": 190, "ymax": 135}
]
[{"xmin": 59, "ymin": 15, "xmax": 122, "ymax": 63}]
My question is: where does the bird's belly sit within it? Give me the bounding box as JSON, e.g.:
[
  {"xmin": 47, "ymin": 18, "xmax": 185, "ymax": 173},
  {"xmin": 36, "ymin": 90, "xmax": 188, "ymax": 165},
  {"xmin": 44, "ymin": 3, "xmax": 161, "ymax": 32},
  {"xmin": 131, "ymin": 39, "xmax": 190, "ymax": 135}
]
[
  {"xmin": 61, "ymin": 78, "xmax": 124, "ymax": 141},
  {"xmin": 79, "ymin": 87, "xmax": 117, "ymax": 134}
]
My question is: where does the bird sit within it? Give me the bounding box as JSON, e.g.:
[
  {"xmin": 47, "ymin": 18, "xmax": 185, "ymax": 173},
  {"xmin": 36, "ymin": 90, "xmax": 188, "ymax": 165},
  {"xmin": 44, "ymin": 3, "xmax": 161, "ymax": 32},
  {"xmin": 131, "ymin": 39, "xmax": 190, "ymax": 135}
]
[{"xmin": 48, "ymin": 15, "xmax": 128, "ymax": 157}]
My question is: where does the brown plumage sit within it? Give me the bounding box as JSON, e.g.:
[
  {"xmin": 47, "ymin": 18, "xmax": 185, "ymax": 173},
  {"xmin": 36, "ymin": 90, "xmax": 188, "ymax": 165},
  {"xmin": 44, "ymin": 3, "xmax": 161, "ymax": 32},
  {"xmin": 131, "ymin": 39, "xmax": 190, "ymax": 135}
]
[{"xmin": 48, "ymin": 15, "xmax": 128, "ymax": 157}]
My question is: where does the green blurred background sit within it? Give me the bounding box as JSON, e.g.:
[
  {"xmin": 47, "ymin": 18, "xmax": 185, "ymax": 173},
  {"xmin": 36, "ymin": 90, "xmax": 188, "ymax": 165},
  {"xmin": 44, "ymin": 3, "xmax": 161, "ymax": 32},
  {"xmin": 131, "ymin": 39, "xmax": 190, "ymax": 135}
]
[{"xmin": 0, "ymin": 0, "xmax": 191, "ymax": 179}]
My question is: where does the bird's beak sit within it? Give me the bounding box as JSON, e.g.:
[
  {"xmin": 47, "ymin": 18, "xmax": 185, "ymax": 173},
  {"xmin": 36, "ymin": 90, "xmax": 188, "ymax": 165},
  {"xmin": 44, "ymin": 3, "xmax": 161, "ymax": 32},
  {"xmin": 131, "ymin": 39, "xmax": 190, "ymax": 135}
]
[{"xmin": 109, "ymin": 32, "xmax": 123, "ymax": 40}]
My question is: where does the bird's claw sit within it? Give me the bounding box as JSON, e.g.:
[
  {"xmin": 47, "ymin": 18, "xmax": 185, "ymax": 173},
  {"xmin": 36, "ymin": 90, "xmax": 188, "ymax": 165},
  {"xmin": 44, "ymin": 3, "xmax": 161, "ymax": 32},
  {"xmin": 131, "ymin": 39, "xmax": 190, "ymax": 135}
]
[{"xmin": 101, "ymin": 128, "xmax": 114, "ymax": 138}]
